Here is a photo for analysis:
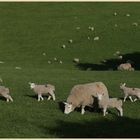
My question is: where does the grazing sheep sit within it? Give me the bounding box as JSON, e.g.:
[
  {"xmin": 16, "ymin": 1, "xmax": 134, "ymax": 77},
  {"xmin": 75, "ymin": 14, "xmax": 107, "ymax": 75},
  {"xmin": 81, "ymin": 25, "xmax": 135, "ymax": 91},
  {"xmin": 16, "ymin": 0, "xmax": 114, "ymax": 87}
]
[
  {"xmin": 88, "ymin": 26, "xmax": 94, "ymax": 31},
  {"xmin": 73, "ymin": 58, "xmax": 79, "ymax": 63},
  {"xmin": 94, "ymin": 36, "xmax": 99, "ymax": 41},
  {"xmin": 42, "ymin": 52, "xmax": 46, "ymax": 56},
  {"xmin": 120, "ymin": 83, "xmax": 140, "ymax": 102},
  {"xmin": 68, "ymin": 39, "xmax": 73, "ymax": 43},
  {"xmin": 132, "ymin": 22, "xmax": 138, "ymax": 26},
  {"xmin": 15, "ymin": 66, "xmax": 22, "ymax": 70},
  {"xmin": 48, "ymin": 61, "xmax": 51, "ymax": 64},
  {"xmin": 29, "ymin": 82, "xmax": 55, "ymax": 101},
  {"xmin": 114, "ymin": 12, "xmax": 117, "ymax": 16},
  {"xmin": 126, "ymin": 14, "xmax": 130, "ymax": 17},
  {"xmin": 62, "ymin": 45, "xmax": 66, "ymax": 49},
  {"xmin": 114, "ymin": 24, "xmax": 118, "ymax": 27},
  {"xmin": 118, "ymin": 55, "xmax": 123, "ymax": 59},
  {"xmin": 117, "ymin": 63, "xmax": 134, "ymax": 71},
  {"xmin": 76, "ymin": 27, "xmax": 80, "ymax": 30},
  {"xmin": 0, "ymin": 61, "xmax": 4, "ymax": 64},
  {"xmin": 97, "ymin": 93, "xmax": 123, "ymax": 116},
  {"xmin": 59, "ymin": 60, "xmax": 63, "ymax": 64},
  {"xmin": 0, "ymin": 86, "xmax": 13, "ymax": 102},
  {"xmin": 64, "ymin": 82, "xmax": 109, "ymax": 115},
  {"xmin": 54, "ymin": 57, "xmax": 57, "ymax": 61}
]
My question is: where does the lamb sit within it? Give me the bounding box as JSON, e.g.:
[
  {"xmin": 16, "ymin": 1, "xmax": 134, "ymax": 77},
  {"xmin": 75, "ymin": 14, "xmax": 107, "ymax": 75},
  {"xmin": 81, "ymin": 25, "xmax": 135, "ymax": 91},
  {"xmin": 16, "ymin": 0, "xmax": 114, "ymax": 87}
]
[
  {"xmin": 117, "ymin": 63, "xmax": 134, "ymax": 71},
  {"xmin": 29, "ymin": 82, "xmax": 55, "ymax": 101},
  {"xmin": 0, "ymin": 86, "xmax": 13, "ymax": 102},
  {"xmin": 64, "ymin": 82, "xmax": 109, "ymax": 115},
  {"xmin": 96, "ymin": 93, "xmax": 123, "ymax": 116},
  {"xmin": 120, "ymin": 83, "xmax": 140, "ymax": 102}
]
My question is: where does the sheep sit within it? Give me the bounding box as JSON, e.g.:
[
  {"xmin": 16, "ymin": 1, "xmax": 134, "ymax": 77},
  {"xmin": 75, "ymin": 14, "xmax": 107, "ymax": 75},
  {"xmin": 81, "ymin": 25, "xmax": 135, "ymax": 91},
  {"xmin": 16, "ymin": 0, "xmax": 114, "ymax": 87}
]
[
  {"xmin": 64, "ymin": 82, "xmax": 109, "ymax": 115},
  {"xmin": 68, "ymin": 39, "xmax": 73, "ymax": 43},
  {"xmin": 48, "ymin": 61, "xmax": 51, "ymax": 64},
  {"xmin": 96, "ymin": 93, "xmax": 123, "ymax": 117},
  {"xmin": 59, "ymin": 60, "xmax": 63, "ymax": 64},
  {"xmin": 29, "ymin": 82, "xmax": 55, "ymax": 101},
  {"xmin": 15, "ymin": 66, "xmax": 22, "ymax": 70},
  {"xmin": 117, "ymin": 63, "xmax": 134, "ymax": 71},
  {"xmin": 42, "ymin": 52, "xmax": 46, "ymax": 56},
  {"xmin": 126, "ymin": 13, "xmax": 130, "ymax": 17},
  {"xmin": 132, "ymin": 22, "xmax": 138, "ymax": 26},
  {"xmin": 62, "ymin": 44, "xmax": 66, "ymax": 49},
  {"xmin": 73, "ymin": 58, "xmax": 79, "ymax": 63},
  {"xmin": 114, "ymin": 12, "xmax": 117, "ymax": 16},
  {"xmin": 0, "ymin": 86, "xmax": 13, "ymax": 102},
  {"xmin": 120, "ymin": 83, "xmax": 140, "ymax": 102},
  {"xmin": 94, "ymin": 36, "xmax": 99, "ymax": 41}
]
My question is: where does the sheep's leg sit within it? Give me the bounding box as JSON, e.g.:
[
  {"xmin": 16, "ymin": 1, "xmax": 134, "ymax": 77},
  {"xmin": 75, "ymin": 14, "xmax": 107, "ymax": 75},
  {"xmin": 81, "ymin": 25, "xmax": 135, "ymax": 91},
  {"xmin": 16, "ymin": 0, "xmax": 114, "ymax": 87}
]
[
  {"xmin": 47, "ymin": 95, "xmax": 51, "ymax": 100},
  {"xmin": 6, "ymin": 98, "xmax": 9, "ymax": 102},
  {"xmin": 49, "ymin": 91, "xmax": 55, "ymax": 101},
  {"xmin": 40, "ymin": 95, "xmax": 44, "ymax": 101},
  {"xmin": 38, "ymin": 94, "xmax": 42, "ymax": 101},
  {"xmin": 123, "ymin": 95, "xmax": 127, "ymax": 102},
  {"xmin": 129, "ymin": 96, "xmax": 133, "ymax": 102},
  {"xmin": 3, "ymin": 94, "xmax": 13, "ymax": 102},
  {"xmin": 134, "ymin": 98, "xmax": 137, "ymax": 102},
  {"xmin": 103, "ymin": 108, "xmax": 107, "ymax": 116},
  {"xmin": 117, "ymin": 107, "xmax": 123, "ymax": 117},
  {"xmin": 81, "ymin": 106, "xmax": 85, "ymax": 115}
]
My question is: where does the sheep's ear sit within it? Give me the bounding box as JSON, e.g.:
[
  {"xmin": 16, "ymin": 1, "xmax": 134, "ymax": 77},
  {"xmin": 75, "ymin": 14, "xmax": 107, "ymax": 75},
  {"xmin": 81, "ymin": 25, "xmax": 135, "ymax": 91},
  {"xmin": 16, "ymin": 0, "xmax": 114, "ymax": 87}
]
[
  {"xmin": 123, "ymin": 83, "xmax": 126, "ymax": 86},
  {"xmin": 63, "ymin": 102, "xmax": 67, "ymax": 105}
]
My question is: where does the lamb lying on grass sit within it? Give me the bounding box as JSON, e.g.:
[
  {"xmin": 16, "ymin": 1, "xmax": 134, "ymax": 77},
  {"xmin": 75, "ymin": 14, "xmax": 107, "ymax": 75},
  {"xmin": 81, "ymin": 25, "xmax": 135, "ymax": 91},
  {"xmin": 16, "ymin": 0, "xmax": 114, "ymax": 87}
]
[
  {"xmin": 64, "ymin": 82, "xmax": 109, "ymax": 115},
  {"xmin": 117, "ymin": 63, "xmax": 134, "ymax": 71},
  {"xmin": 29, "ymin": 82, "xmax": 55, "ymax": 101},
  {"xmin": 120, "ymin": 83, "xmax": 140, "ymax": 102},
  {"xmin": 0, "ymin": 86, "xmax": 13, "ymax": 102},
  {"xmin": 96, "ymin": 93, "xmax": 123, "ymax": 117}
]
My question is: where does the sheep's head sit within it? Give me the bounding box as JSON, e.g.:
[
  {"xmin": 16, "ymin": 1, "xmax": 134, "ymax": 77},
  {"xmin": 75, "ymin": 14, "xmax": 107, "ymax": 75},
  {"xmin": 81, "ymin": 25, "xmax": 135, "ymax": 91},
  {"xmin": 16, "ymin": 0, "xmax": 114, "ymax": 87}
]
[
  {"xmin": 120, "ymin": 83, "xmax": 126, "ymax": 89},
  {"xmin": 29, "ymin": 82, "xmax": 36, "ymax": 89},
  {"xmin": 63, "ymin": 102, "xmax": 74, "ymax": 114}
]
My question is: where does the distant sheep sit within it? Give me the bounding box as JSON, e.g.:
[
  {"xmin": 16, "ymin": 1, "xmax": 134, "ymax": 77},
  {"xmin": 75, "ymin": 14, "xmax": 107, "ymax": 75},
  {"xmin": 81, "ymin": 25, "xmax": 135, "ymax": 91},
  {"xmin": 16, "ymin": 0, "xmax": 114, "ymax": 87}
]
[
  {"xmin": 73, "ymin": 58, "xmax": 79, "ymax": 63},
  {"xmin": 97, "ymin": 93, "xmax": 123, "ymax": 116},
  {"xmin": 29, "ymin": 82, "xmax": 55, "ymax": 101},
  {"xmin": 117, "ymin": 63, "xmax": 134, "ymax": 71},
  {"xmin": 120, "ymin": 83, "xmax": 140, "ymax": 102},
  {"xmin": 64, "ymin": 82, "xmax": 109, "ymax": 115},
  {"xmin": 0, "ymin": 86, "xmax": 13, "ymax": 102}
]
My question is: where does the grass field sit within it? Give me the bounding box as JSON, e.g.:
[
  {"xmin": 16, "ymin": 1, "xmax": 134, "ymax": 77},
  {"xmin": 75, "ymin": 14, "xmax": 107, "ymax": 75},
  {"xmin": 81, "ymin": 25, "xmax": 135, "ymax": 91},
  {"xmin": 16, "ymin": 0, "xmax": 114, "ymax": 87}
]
[{"xmin": 0, "ymin": 2, "xmax": 140, "ymax": 138}]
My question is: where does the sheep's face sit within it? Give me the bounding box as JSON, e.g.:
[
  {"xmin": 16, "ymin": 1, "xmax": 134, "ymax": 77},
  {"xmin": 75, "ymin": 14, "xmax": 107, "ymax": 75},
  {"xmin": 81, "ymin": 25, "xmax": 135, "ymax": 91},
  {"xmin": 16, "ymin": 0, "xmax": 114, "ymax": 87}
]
[
  {"xmin": 97, "ymin": 93, "xmax": 104, "ymax": 101},
  {"xmin": 64, "ymin": 102, "xmax": 74, "ymax": 114},
  {"xmin": 29, "ymin": 83, "xmax": 36, "ymax": 89}
]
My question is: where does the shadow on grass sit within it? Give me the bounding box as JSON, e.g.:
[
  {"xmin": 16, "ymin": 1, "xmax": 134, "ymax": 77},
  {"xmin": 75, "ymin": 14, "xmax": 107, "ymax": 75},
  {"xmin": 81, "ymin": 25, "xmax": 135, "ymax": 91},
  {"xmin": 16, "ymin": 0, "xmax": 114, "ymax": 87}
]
[
  {"xmin": 25, "ymin": 95, "xmax": 37, "ymax": 99},
  {"xmin": 76, "ymin": 52, "xmax": 140, "ymax": 71},
  {"xmin": 0, "ymin": 96, "xmax": 7, "ymax": 102},
  {"xmin": 43, "ymin": 116, "xmax": 140, "ymax": 138}
]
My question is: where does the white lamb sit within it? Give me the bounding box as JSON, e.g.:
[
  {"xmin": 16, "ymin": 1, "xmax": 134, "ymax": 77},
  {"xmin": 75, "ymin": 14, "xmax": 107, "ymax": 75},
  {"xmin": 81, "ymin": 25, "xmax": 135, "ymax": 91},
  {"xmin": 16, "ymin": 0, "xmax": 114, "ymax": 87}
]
[
  {"xmin": 29, "ymin": 82, "xmax": 55, "ymax": 101},
  {"xmin": 120, "ymin": 83, "xmax": 140, "ymax": 102},
  {"xmin": 96, "ymin": 93, "xmax": 123, "ymax": 117},
  {"xmin": 0, "ymin": 86, "xmax": 13, "ymax": 102},
  {"xmin": 64, "ymin": 82, "xmax": 109, "ymax": 115}
]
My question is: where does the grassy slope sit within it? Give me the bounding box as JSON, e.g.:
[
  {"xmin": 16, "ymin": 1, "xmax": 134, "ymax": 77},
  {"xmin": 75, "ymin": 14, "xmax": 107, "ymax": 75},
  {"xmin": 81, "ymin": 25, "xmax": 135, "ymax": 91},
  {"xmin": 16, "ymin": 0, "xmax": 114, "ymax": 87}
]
[{"xmin": 0, "ymin": 2, "xmax": 139, "ymax": 138}]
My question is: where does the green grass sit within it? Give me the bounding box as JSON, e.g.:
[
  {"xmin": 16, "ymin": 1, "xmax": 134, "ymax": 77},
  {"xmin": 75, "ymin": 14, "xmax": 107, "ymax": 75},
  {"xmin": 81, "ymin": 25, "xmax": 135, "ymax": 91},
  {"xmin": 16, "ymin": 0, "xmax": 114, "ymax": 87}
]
[{"xmin": 0, "ymin": 2, "xmax": 139, "ymax": 138}]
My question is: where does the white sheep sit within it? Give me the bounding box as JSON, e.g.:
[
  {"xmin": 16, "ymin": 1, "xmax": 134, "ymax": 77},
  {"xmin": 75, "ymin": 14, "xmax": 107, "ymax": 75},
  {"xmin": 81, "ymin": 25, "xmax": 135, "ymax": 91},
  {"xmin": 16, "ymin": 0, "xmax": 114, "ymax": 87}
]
[
  {"xmin": 96, "ymin": 93, "xmax": 123, "ymax": 116},
  {"xmin": 68, "ymin": 39, "xmax": 73, "ymax": 43},
  {"xmin": 94, "ymin": 36, "xmax": 99, "ymax": 41},
  {"xmin": 64, "ymin": 82, "xmax": 109, "ymax": 115},
  {"xmin": 0, "ymin": 86, "xmax": 13, "ymax": 102},
  {"xmin": 62, "ymin": 45, "xmax": 66, "ymax": 49},
  {"xmin": 117, "ymin": 63, "xmax": 134, "ymax": 71},
  {"xmin": 120, "ymin": 83, "xmax": 140, "ymax": 102},
  {"xmin": 73, "ymin": 58, "xmax": 79, "ymax": 63},
  {"xmin": 29, "ymin": 82, "xmax": 55, "ymax": 101}
]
